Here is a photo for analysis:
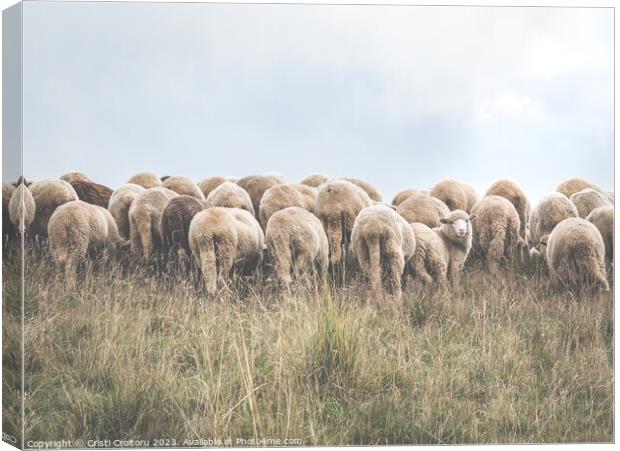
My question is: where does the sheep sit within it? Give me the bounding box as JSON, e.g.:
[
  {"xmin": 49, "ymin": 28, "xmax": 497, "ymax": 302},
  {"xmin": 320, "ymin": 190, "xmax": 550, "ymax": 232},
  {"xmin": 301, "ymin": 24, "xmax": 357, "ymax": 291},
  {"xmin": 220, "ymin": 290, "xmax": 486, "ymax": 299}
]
[
  {"xmin": 108, "ymin": 183, "xmax": 146, "ymax": 239},
  {"xmin": 128, "ymin": 187, "xmax": 178, "ymax": 258},
  {"xmin": 484, "ymin": 179, "xmax": 530, "ymax": 245},
  {"xmin": 48, "ymin": 200, "xmax": 125, "ymax": 283},
  {"xmin": 300, "ymin": 173, "xmax": 330, "ymax": 188},
  {"xmin": 206, "ymin": 181, "xmax": 255, "ymax": 215},
  {"xmin": 569, "ymin": 188, "xmax": 611, "ymax": 218},
  {"xmin": 430, "ymin": 179, "xmax": 479, "ymax": 212},
  {"xmin": 408, "ymin": 222, "xmax": 449, "ymax": 289},
  {"xmin": 433, "ymin": 210, "xmax": 477, "ymax": 287},
  {"xmin": 12, "ymin": 176, "xmax": 31, "ymax": 187},
  {"xmin": 162, "ymin": 176, "xmax": 206, "ymax": 200},
  {"xmin": 391, "ymin": 188, "xmax": 427, "ymax": 206},
  {"xmin": 543, "ymin": 217, "xmax": 609, "ymax": 292},
  {"xmin": 236, "ymin": 175, "xmax": 283, "ymax": 218},
  {"xmin": 258, "ymin": 183, "xmax": 318, "ymax": 228},
  {"xmin": 29, "ymin": 179, "xmax": 79, "ymax": 238},
  {"xmin": 529, "ymin": 193, "xmax": 579, "ymax": 253},
  {"xmin": 69, "ymin": 180, "xmax": 113, "ymax": 208},
  {"xmin": 470, "ymin": 195, "xmax": 521, "ymax": 275},
  {"xmin": 198, "ymin": 176, "xmax": 228, "ymax": 198},
  {"xmin": 556, "ymin": 177, "xmax": 602, "ymax": 199},
  {"xmin": 127, "ymin": 172, "xmax": 162, "ymax": 189},
  {"xmin": 265, "ymin": 207, "xmax": 328, "ymax": 288},
  {"xmin": 8, "ymin": 183, "xmax": 35, "ymax": 238},
  {"xmin": 351, "ymin": 204, "xmax": 416, "ymax": 298},
  {"xmin": 586, "ymin": 206, "xmax": 613, "ymax": 264},
  {"xmin": 189, "ymin": 207, "xmax": 264, "ymax": 294},
  {"xmin": 396, "ymin": 194, "xmax": 450, "ymax": 228},
  {"xmin": 3, "ymin": 183, "xmax": 16, "ymax": 241},
  {"xmin": 315, "ymin": 179, "xmax": 373, "ymax": 266},
  {"xmin": 341, "ymin": 177, "xmax": 383, "ymax": 202},
  {"xmin": 605, "ymin": 192, "xmax": 614, "ymax": 204},
  {"xmin": 59, "ymin": 172, "xmax": 93, "ymax": 183},
  {"xmin": 263, "ymin": 172, "xmax": 289, "ymax": 184},
  {"xmin": 160, "ymin": 195, "xmax": 210, "ymax": 259}
]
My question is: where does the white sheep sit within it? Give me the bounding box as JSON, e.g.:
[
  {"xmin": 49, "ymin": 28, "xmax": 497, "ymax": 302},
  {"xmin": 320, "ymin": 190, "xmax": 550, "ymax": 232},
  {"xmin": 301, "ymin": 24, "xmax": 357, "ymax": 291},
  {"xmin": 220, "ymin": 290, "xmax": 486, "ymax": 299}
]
[
  {"xmin": 8, "ymin": 183, "xmax": 35, "ymax": 238},
  {"xmin": 162, "ymin": 176, "xmax": 206, "ymax": 200},
  {"xmin": 108, "ymin": 183, "xmax": 146, "ymax": 239},
  {"xmin": 189, "ymin": 207, "xmax": 265, "ymax": 294},
  {"xmin": 430, "ymin": 179, "xmax": 479, "ymax": 212},
  {"xmin": 127, "ymin": 172, "xmax": 162, "ymax": 189},
  {"xmin": 315, "ymin": 179, "xmax": 373, "ymax": 266},
  {"xmin": 206, "ymin": 181, "xmax": 255, "ymax": 215},
  {"xmin": 543, "ymin": 217, "xmax": 609, "ymax": 292},
  {"xmin": 586, "ymin": 206, "xmax": 613, "ymax": 264},
  {"xmin": 529, "ymin": 193, "xmax": 578, "ymax": 253},
  {"xmin": 470, "ymin": 195, "xmax": 521, "ymax": 275},
  {"xmin": 128, "ymin": 187, "xmax": 178, "ymax": 258},
  {"xmin": 265, "ymin": 206, "xmax": 328, "ymax": 287},
  {"xmin": 29, "ymin": 179, "xmax": 79, "ymax": 238},
  {"xmin": 259, "ymin": 183, "xmax": 317, "ymax": 229},
  {"xmin": 569, "ymin": 188, "xmax": 611, "ymax": 218},
  {"xmin": 48, "ymin": 200, "xmax": 125, "ymax": 283},
  {"xmin": 351, "ymin": 204, "xmax": 416, "ymax": 299},
  {"xmin": 434, "ymin": 209, "xmax": 477, "ymax": 288}
]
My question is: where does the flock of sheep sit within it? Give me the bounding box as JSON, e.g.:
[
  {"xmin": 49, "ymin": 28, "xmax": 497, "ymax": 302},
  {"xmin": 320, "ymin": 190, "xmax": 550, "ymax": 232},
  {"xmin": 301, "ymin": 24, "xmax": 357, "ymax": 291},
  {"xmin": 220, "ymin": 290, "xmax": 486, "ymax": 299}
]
[{"xmin": 2, "ymin": 171, "xmax": 614, "ymax": 297}]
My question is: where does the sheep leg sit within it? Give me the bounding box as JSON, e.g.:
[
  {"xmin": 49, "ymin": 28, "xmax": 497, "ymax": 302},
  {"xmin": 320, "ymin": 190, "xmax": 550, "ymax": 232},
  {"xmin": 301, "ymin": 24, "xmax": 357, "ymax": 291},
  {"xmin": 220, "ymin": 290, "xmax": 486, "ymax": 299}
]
[
  {"xmin": 413, "ymin": 257, "xmax": 434, "ymax": 286},
  {"xmin": 486, "ymin": 236, "xmax": 505, "ymax": 275},
  {"xmin": 366, "ymin": 237, "xmax": 382, "ymax": 294},
  {"xmin": 269, "ymin": 234, "xmax": 293, "ymax": 288},
  {"xmin": 386, "ymin": 253, "xmax": 405, "ymax": 299},
  {"xmin": 325, "ymin": 218, "xmax": 343, "ymax": 266}
]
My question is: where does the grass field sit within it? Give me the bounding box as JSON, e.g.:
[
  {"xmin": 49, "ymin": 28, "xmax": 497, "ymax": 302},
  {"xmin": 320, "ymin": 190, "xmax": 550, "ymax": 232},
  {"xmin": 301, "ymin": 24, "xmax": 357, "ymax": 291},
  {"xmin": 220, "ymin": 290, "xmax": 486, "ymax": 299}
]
[{"xmin": 2, "ymin": 244, "xmax": 614, "ymax": 446}]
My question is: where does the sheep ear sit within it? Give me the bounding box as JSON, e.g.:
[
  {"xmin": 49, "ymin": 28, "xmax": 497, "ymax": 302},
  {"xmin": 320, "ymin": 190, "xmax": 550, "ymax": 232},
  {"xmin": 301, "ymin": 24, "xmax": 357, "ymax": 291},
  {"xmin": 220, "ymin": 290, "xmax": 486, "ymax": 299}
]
[
  {"xmin": 439, "ymin": 218, "xmax": 449, "ymax": 224},
  {"xmin": 468, "ymin": 214, "xmax": 477, "ymax": 222}
]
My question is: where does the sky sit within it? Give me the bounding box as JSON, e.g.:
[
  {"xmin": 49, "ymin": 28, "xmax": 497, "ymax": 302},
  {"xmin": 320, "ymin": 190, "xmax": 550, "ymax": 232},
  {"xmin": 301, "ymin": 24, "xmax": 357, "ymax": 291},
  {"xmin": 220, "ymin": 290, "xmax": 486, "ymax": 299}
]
[{"xmin": 9, "ymin": 1, "xmax": 614, "ymax": 204}]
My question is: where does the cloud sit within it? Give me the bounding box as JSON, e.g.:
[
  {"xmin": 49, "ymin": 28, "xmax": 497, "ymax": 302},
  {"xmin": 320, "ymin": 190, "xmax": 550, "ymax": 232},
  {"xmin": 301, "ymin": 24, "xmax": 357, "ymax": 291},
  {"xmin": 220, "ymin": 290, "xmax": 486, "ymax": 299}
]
[{"xmin": 17, "ymin": 2, "xmax": 613, "ymax": 204}]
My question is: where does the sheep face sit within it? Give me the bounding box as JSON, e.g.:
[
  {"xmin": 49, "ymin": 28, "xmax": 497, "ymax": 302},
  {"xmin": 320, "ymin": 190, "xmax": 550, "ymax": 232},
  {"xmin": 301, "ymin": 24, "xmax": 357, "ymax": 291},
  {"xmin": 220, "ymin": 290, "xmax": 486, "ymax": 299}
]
[{"xmin": 439, "ymin": 211, "xmax": 476, "ymax": 240}]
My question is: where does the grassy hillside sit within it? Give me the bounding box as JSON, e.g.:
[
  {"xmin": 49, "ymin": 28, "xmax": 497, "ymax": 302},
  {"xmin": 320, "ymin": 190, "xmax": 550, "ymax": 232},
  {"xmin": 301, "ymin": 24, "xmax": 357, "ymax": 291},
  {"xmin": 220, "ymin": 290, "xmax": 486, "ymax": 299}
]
[{"xmin": 2, "ymin": 245, "xmax": 613, "ymax": 445}]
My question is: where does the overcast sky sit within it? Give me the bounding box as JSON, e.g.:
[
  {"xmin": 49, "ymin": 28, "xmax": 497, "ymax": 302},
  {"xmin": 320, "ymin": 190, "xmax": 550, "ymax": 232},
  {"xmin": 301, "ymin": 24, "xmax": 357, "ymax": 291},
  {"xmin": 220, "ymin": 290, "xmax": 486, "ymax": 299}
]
[{"xmin": 14, "ymin": 2, "xmax": 614, "ymax": 204}]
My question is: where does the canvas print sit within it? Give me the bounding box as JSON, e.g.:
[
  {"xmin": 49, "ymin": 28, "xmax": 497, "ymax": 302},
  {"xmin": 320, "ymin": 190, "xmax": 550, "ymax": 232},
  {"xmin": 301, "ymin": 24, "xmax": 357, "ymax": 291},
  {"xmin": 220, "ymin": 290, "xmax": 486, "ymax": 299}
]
[{"xmin": 1, "ymin": 1, "xmax": 614, "ymax": 448}]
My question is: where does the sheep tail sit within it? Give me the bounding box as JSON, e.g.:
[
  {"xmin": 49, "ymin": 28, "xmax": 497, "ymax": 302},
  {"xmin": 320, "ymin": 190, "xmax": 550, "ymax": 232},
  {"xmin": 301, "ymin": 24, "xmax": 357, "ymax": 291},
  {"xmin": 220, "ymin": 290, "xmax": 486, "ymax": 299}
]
[
  {"xmin": 367, "ymin": 235, "xmax": 381, "ymax": 292},
  {"xmin": 200, "ymin": 236, "xmax": 218, "ymax": 295}
]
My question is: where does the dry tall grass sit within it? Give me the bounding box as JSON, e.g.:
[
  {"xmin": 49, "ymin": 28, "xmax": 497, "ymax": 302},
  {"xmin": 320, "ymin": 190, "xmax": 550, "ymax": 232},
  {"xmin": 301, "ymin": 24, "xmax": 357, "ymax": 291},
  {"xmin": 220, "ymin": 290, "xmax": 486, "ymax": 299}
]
[{"xmin": 2, "ymin": 243, "xmax": 613, "ymax": 445}]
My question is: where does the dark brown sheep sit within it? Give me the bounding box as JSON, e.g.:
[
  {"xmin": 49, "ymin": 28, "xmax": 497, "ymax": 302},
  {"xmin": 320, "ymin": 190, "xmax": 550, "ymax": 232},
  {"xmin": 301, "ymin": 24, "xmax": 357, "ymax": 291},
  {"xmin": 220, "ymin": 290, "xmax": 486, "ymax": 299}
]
[
  {"xmin": 69, "ymin": 180, "xmax": 113, "ymax": 208},
  {"xmin": 160, "ymin": 195, "xmax": 210, "ymax": 258}
]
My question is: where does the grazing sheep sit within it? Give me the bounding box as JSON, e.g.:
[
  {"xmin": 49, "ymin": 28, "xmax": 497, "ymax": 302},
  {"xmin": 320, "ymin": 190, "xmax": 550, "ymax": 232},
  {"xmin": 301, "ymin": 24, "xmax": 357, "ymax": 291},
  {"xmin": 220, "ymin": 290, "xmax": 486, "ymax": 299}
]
[
  {"xmin": 300, "ymin": 173, "xmax": 330, "ymax": 188},
  {"xmin": 556, "ymin": 177, "xmax": 601, "ymax": 199},
  {"xmin": 59, "ymin": 172, "xmax": 93, "ymax": 183},
  {"xmin": 128, "ymin": 187, "xmax": 178, "ymax": 258},
  {"xmin": 569, "ymin": 188, "xmax": 611, "ymax": 218},
  {"xmin": 351, "ymin": 205, "xmax": 416, "ymax": 298},
  {"xmin": 69, "ymin": 180, "xmax": 113, "ymax": 208},
  {"xmin": 236, "ymin": 175, "xmax": 282, "ymax": 218},
  {"xmin": 408, "ymin": 222, "xmax": 449, "ymax": 289},
  {"xmin": 265, "ymin": 207, "xmax": 328, "ymax": 287},
  {"xmin": 127, "ymin": 172, "xmax": 162, "ymax": 189},
  {"xmin": 434, "ymin": 210, "xmax": 477, "ymax": 287},
  {"xmin": 3, "ymin": 183, "xmax": 16, "ymax": 241},
  {"xmin": 198, "ymin": 176, "xmax": 227, "ymax": 198},
  {"xmin": 315, "ymin": 179, "xmax": 373, "ymax": 266},
  {"xmin": 206, "ymin": 181, "xmax": 255, "ymax": 215},
  {"xmin": 396, "ymin": 194, "xmax": 450, "ymax": 228},
  {"xmin": 259, "ymin": 184, "xmax": 318, "ymax": 228},
  {"xmin": 8, "ymin": 183, "xmax": 35, "ymax": 237},
  {"xmin": 529, "ymin": 193, "xmax": 579, "ymax": 253},
  {"xmin": 391, "ymin": 188, "xmax": 427, "ymax": 206},
  {"xmin": 341, "ymin": 177, "xmax": 383, "ymax": 202},
  {"xmin": 263, "ymin": 172, "xmax": 289, "ymax": 184},
  {"xmin": 430, "ymin": 179, "xmax": 479, "ymax": 212},
  {"xmin": 470, "ymin": 195, "xmax": 521, "ymax": 275},
  {"xmin": 161, "ymin": 195, "xmax": 210, "ymax": 259},
  {"xmin": 48, "ymin": 200, "xmax": 125, "ymax": 282},
  {"xmin": 485, "ymin": 179, "xmax": 530, "ymax": 244},
  {"xmin": 162, "ymin": 176, "xmax": 206, "ymax": 200},
  {"xmin": 586, "ymin": 206, "xmax": 613, "ymax": 263},
  {"xmin": 29, "ymin": 179, "xmax": 79, "ymax": 238},
  {"xmin": 108, "ymin": 184, "xmax": 146, "ymax": 239},
  {"xmin": 189, "ymin": 207, "xmax": 264, "ymax": 294},
  {"xmin": 544, "ymin": 217, "xmax": 609, "ymax": 292}
]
